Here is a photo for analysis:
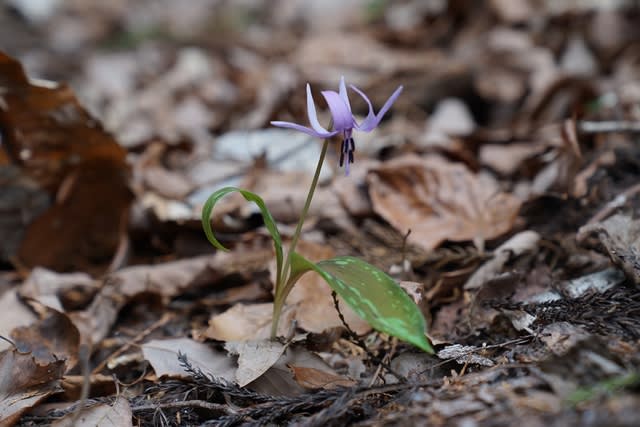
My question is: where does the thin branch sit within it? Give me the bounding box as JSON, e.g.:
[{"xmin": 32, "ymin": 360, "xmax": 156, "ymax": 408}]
[{"xmin": 132, "ymin": 400, "xmax": 230, "ymax": 414}]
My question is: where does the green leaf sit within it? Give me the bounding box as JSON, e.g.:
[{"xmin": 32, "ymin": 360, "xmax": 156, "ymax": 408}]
[
  {"xmin": 201, "ymin": 187, "xmax": 283, "ymax": 285},
  {"xmin": 290, "ymin": 253, "xmax": 433, "ymax": 353}
]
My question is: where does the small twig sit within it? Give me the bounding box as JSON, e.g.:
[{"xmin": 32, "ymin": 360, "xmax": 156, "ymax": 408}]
[
  {"xmin": 331, "ymin": 292, "xmax": 406, "ymax": 384},
  {"xmin": 578, "ymin": 120, "xmax": 640, "ymax": 134},
  {"xmin": 68, "ymin": 344, "xmax": 92, "ymax": 426},
  {"xmin": 132, "ymin": 400, "xmax": 230, "ymax": 414},
  {"xmin": 331, "ymin": 291, "xmax": 368, "ymax": 349},
  {"xmin": 0, "ymin": 335, "xmax": 17, "ymax": 348},
  {"xmin": 585, "ymin": 182, "xmax": 640, "ymax": 225}
]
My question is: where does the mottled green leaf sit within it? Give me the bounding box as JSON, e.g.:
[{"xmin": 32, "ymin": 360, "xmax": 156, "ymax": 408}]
[
  {"xmin": 201, "ymin": 187, "xmax": 283, "ymax": 284},
  {"xmin": 290, "ymin": 252, "xmax": 433, "ymax": 353}
]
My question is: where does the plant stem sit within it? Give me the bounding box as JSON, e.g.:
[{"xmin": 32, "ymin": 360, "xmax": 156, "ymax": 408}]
[{"xmin": 271, "ymin": 138, "xmax": 330, "ymax": 338}]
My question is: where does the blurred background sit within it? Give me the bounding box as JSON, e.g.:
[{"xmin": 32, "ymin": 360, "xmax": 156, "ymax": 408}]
[{"xmin": 1, "ymin": 0, "xmax": 640, "ymax": 273}]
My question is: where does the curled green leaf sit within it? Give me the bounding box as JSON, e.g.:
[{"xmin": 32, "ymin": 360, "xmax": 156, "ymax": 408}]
[{"xmin": 201, "ymin": 187, "xmax": 283, "ymax": 285}]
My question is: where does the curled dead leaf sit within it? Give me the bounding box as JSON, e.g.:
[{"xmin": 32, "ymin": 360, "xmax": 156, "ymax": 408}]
[
  {"xmin": 0, "ymin": 349, "xmax": 65, "ymax": 426},
  {"xmin": 0, "ymin": 51, "xmax": 131, "ymax": 273},
  {"xmin": 10, "ymin": 299, "xmax": 80, "ymax": 369},
  {"xmin": 367, "ymin": 155, "xmax": 521, "ymax": 252},
  {"xmin": 289, "ymin": 365, "xmax": 356, "ymax": 390}
]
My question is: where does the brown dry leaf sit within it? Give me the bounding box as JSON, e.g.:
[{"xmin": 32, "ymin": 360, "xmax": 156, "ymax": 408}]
[
  {"xmin": 142, "ymin": 166, "xmax": 195, "ymax": 200},
  {"xmin": 241, "ymin": 169, "xmax": 344, "ymax": 225},
  {"xmin": 422, "ymin": 98, "xmax": 476, "ymax": 146},
  {"xmin": 205, "ymin": 303, "xmax": 296, "ymax": 342},
  {"xmin": 289, "ymin": 365, "xmax": 356, "ymax": 390},
  {"xmin": 225, "ymin": 340, "xmax": 287, "ymax": 387},
  {"xmin": 0, "ymin": 349, "xmax": 65, "ymax": 426},
  {"xmin": 285, "ymin": 240, "xmax": 370, "ymax": 335},
  {"xmin": 578, "ymin": 214, "xmax": 640, "ymax": 284},
  {"xmin": 60, "ymin": 374, "xmax": 115, "ymax": 401},
  {"xmin": 530, "ymin": 120, "xmax": 584, "ymax": 197},
  {"xmin": 0, "ymin": 290, "xmax": 38, "ymax": 353},
  {"xmin": 71, "ymin": 254, "xmax": 230, "ymax": 347},
  {"xmin": 389, "ymin": 352, "xmax": 439, "ymax": 383},
  {"xmin": 332, "ymin": 159, "xmax": 379, "ymax": 217},
  {"xmin": 109, "ymin": 254, "xmax": 225, "ymax": 298},
  {"xmin": 51, "ymin": 397, "xmax": 132, "ymax": 427},
  {"xmin": 367, "ymin": 154, "xmax": 522, "ymax": 252},
  {"xmin": 10, "ymin": 299, "xmax": 80, "ymax": 369},
  {"xmin": 291, "ymin": 35, "xmax": 470, "ymax": 117},
  {"xmin": 141, "ymin": 338, "xmax": 235, "ymax": 382},
  {"xmin": 490, "ymin": 0, "xmax": 533, "ymax": 23},
  {"xmin": 479, "ymin": 142, "xmax": 546, "ymax": 176},
  {"xmin": 0, "ymin": 167, "xmax": 48, "ymax": 264},
  {"xmin": 540, "ymin": 322, "xmax": 591, "ymax": 357},
  {"xmin": 18, "ymin": 268, "xmax": 98, "ymax": 313},
  {"xmin": 0, "ymin": 51, "xmax": 131, "ymax": 273},
  {"xmin": 464, "ymin": 231, "xmax": 540, "ymax": 290},
  {"xmin": 244, "ymin": 343, "xmax": 342, "ymax": 396}
]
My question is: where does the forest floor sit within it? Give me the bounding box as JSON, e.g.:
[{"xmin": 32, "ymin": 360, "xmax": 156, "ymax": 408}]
[{"xmin": 1, "ymin": 1, "xmax": 639, "ymax": 426}]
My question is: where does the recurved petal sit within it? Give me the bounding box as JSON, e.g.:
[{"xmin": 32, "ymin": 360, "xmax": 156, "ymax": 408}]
[
  {"xmin": 352, "ymin": 85, "xmax": 403, "ymax": 132},
  {"xmin": 321, "ymin": 90, "xmax": 354, "ymax": 132},
  {"xmin": 339, "ymin": 76, "xmax": 351, "ymax": 113},
  {"xmin": 374, "ymin": 85, "xmax": 403, "ymax": 124},
  {"xmin": 270, "ymin": 121, "xmax": 338, "ymax": 138},
  {"xmin": 350, "ymin": 85, "xmax": 377, "ymax": 131},
  {"xmin": 306, "ymin": 84, "xmax": 331, "ymax": 134}
]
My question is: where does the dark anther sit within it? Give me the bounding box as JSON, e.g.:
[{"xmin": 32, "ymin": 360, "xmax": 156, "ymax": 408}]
[{"xmin": 339, "ymin": 138, "xmax": 356, "ymax": 168}]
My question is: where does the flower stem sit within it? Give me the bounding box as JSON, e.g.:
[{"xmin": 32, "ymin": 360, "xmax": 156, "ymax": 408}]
[{"xmin": 270, "ymin": 138, "xmax": 330, "ymax": 338}]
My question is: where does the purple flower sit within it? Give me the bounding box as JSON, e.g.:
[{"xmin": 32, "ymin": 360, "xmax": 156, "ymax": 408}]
[{"xmin": 271, "ymin": 77, "xmax": 403, "ymax": 175}]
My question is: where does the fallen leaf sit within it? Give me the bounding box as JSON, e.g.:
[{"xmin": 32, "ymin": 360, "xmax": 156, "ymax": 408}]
[
  {"xmin": 465, "ymin": 231, "xmax": 540, "ymax": 290},
  {"xmin": 109, "ymin": 254, "xmax": 225, "ymax": 298},
  {"xmin": 51, "ymin": 397, "xmax": 132, "ymax": 427},
  {"xmin": 246, "ymin": 343, "xmax": 341, "ymax": 396},
  {"xmin": 20, "ymin": 267, "xmax": 97, "ymax": 311},
  {"xmin": 289, "ymin": 365, "xmax": 355, "ymax": 390},
  {"xmin": 225, "ymin": 340, "xmax": 287, "ymax": 387},
  {"xmin": 332, "ymin": 159, "xmax": 379, "ymax": 218},
  {"xmin": 205, "ymin": 303, "xmax": 296, "ymax": 342},
  {"xmin": 367, "ymin": 154, "xmax": 522, "ymax": 252},
  {"xmin": 0, "ymin": 349, "xmax": 65, "ymax": 426},
  {"xmin": 141, "ymin": 338, "xmax": 235, "ymax": 382},
  {"xmin": 10, "ymin": 299, "xmax": 80, "ymax": 368},
  {"xmin": 540, "ymin": 322, "xmax": 591, "ymax": 356},
  {"xmin": 437, "ymin": 344, "xmax": 494, "ymax": 367},
  {"xmin": 143, "ymin": 166, "xmax": 195, "ymax": 200},
  {"xmin": 479, "ymin": 142, "xmax": 546, "ymax": 176},
  {"xmin": 71, "ymin": 254, "xmax": 232, "ymax": 347},
  {"xmin": 422, "ymin": 98, "xmax": 476, "ymax": 146},
  {"xmin": 388, "ymin": 352, "xmax": 439, "ymax": 382},
  {"xmin": 0, "ymin": 290, "xmax": 38, "ymax": 353},
  {"xmin": 240, "ymin": 170, "xmax": 343, "ymax": 225},
  {"xmin": 60, "ymin": 374, "xmax": 116, "ymax": 401},
  {"xmin": 0, "ymin": 166, "xmax": 49, "ymax": 264},
  {"xmin": 0, "ymin": 51, "xmax": 131, "ymax": 273},
  {"xmin": 578, "ymin": 214, "xmax": 640, "ymax": 284}
]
